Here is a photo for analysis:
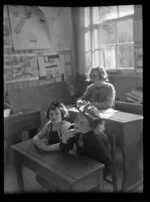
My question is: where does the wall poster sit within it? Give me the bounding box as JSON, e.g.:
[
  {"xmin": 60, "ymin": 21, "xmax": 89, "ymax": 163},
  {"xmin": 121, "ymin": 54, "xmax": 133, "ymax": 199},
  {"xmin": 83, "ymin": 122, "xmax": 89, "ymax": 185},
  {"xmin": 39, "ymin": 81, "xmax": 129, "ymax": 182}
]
[
  {"xmin": 38, "ymin": 52, "xmax": 61, "ymax": 82},
  {"xmin": 4, "ymin": 53, "xmax": 39, "ymax": 82},
  {"xmin": 8, "ymin": 5, "xmax": 52, "ymax": 50}
]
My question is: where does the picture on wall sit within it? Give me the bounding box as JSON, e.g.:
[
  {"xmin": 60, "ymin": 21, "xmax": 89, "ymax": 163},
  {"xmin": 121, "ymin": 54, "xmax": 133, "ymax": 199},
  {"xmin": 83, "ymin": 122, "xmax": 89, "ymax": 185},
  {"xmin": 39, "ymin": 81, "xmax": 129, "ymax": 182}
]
[
  {"xmin": 4, "ymin": 53, "xmax": 39, "ymax": 82},
  {"xmin": 8, "ymin": 5, "xmax": 52, "ymax": 50},
  {"xmin": 3, "ymin": 5, "xmax": 12, "ymax": 48},
  {"xmin": 38, "ymin": 52, "xmax": 61, "ymax": 82}
]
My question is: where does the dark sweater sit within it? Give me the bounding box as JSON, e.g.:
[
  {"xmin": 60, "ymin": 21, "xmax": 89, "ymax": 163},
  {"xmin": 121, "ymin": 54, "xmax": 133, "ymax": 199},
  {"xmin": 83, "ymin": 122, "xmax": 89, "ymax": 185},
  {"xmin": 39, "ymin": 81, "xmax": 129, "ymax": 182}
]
[{"xmin": 60, "ymin": 130, "xmax": 112, "ymax": 177}]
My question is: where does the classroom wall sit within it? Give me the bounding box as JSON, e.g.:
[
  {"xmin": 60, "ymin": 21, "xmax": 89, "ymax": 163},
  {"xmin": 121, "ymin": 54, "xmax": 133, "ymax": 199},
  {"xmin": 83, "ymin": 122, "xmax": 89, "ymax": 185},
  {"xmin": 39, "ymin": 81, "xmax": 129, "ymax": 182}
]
[
  {"xmin": 7, "ymin": 81, "xmax": 72, "ymax": 125},
  {"xmin": 4, "ymin": 6, "xmax": 75, "ymax": 126}
]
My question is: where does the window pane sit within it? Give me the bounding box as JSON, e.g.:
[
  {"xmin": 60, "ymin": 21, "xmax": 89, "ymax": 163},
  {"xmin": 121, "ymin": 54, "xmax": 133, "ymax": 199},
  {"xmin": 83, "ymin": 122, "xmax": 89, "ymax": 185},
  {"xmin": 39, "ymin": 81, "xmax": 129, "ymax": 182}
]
[
  {"xmin": 92, "ymin": 50, "xmax": 100, "ymax": 66},
  {"xmin": 84, "ymin": 7, "xmax": 90, "ymax": 27},
  {"xmin": 92, "ymin": 7, "xmax": 100, "ymax": 24},
  {"xmin": 92, "ymin": 29, "xmax": 99, "ymax": 49},
  {"xmin": 100, "ymin": 49, "xmax": 104, "ymax": 66},
  {"xmin": 119, "ymin": 5, "xmax": 134, "ymax": 17},
  {"xmin": 100, "ymin": 6, "xmax": 118, "ymax": 23},
  {"xmin": 85, "ymin": 52, "xmax": 92, "ymax": 70},
  {"xmin": 117, "ymin": 19, "xmax": 133, "ymax": 43},
  {"xmin": 104, "ymin": 46, "xmax": 116, "ymax": 69},
  {"xmin": 85, "ymin": 31, "xmax": 91, "ymax": 52},
  {"xmin": 100, "ymin": 21, "xmax": 116, "ymax": 46},
  {"xmin": 118, "ymin": 44, "xmax": 134, "ymax": 68}
]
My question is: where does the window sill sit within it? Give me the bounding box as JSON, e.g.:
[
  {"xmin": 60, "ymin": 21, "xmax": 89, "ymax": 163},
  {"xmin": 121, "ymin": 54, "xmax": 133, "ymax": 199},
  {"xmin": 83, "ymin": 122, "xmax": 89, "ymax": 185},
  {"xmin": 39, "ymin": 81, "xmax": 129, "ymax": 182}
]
[{"xmin": 107, "ymin": 69, "xmax": 142, "ymax": 78}]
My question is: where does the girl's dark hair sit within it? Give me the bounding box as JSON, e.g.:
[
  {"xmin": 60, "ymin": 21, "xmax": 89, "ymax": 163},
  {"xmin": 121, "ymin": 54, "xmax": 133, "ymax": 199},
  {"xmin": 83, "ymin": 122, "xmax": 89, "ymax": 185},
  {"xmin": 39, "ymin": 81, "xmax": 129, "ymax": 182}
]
[
  {"xmin": 78, "ymin": 104, "xmax": 104, "ymax": 130},
  {"xmin": 46, "ymin": 102, "xmax": 69, "ymax": 120},
  {"xmin": 86, "ymin": 66, "xmax": 109, "ymax": 82}
]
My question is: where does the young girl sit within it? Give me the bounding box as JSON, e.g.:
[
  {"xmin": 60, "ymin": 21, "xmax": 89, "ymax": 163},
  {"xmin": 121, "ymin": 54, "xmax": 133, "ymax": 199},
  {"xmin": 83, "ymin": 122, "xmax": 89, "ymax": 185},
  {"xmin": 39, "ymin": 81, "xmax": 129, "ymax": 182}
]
[
  {"xmin": 33, "ymin": 102, "xmax": 72, "ymax": 151},
  {"xmin": 60, "ymin": 104, "xmax": 112, "ymax": 178},
  {"xmin": 77, "ymin": 66, "xmax": 116, "ymax": 110}
]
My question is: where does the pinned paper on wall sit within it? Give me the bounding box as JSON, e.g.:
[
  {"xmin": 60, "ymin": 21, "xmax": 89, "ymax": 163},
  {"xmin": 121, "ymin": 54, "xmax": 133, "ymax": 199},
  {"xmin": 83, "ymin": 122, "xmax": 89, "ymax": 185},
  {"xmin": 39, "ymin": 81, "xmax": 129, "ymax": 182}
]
[
  {"xmin": 4, "ymin": 53, "xmax": 39, "ymax": 82},
  {"xmin": 38, "ymin": 52, "xmax": 61, "ymax": 82}
]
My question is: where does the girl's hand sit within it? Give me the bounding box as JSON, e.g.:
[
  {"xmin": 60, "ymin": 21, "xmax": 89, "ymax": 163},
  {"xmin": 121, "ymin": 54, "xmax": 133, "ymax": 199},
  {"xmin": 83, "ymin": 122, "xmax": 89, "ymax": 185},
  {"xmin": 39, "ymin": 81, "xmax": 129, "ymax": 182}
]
[
  {"xmin": 62, "ymin": 129, "xmax": 76, "ymax": 143},
  {"xmin": 32, "ymin": 135, "xmax": 39, "ymax": 145},
  {"xmin": 34, "ymin": 139, "xmax": 48, "ymax": 151}
]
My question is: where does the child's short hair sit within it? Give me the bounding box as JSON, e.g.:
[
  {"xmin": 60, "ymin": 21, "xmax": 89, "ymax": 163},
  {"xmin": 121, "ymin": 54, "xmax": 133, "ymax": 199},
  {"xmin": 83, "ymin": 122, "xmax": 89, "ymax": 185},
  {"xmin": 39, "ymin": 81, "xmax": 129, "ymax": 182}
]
[
  {"xmin": 78, "ymin": 104, "xmax": 105, "ymax": 130},
  {"xmin": 86, "ymin": 66, "xmax": 109, "ymax": 82},
  {"xmin": 46, "ymin": 102, "xmax": 69, "ymax": 120}
]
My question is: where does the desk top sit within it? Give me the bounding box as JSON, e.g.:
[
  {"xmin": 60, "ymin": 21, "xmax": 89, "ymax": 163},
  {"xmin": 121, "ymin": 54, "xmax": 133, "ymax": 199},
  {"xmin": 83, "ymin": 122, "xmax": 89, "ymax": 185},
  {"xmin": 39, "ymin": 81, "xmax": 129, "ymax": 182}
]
[
  {"xmin": 4, "ymin": 109, "xmax": 41, "ymax": 137},
  {"xmin": 68, "ymin": 107, "xmax": 143, "ymax": 124},
  {"xmin": 12, "ymin": 139, "xmax": 104, "ymax": 183}
]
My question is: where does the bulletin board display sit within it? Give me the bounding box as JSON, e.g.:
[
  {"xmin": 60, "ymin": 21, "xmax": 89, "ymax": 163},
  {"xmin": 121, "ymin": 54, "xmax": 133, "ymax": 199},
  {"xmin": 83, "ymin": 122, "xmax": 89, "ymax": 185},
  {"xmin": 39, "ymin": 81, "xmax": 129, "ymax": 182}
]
[
  {"xmin": 4, "ymin": 53, "xmax": 39, "ymax": 82},
  {"xmin": 3, "ymin": 5, "xmax": 12, "ymax": 48},
  {"xmin": 38, "ymin": 52, "xmax": 65, "ymax": 82}
]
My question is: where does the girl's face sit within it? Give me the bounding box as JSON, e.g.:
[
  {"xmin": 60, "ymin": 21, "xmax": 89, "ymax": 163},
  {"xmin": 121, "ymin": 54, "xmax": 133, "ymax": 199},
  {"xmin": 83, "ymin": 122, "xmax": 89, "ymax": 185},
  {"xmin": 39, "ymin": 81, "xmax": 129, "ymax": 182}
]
[
  {"xmin": 49, "ymin": 108, "xmax": 62, "ymax": 124},
  {"xmin": 74, "ymin": 112, "xmax": 91, "ymax": 134},
  {"xmin": 90, "ymin": 70, "xmax": 100, "ymax": 85}
]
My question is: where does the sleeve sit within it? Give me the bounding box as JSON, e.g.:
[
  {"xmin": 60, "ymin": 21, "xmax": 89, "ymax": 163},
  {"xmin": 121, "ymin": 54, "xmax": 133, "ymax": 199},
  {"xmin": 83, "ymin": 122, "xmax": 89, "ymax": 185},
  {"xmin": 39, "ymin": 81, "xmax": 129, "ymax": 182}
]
[
  {"xmin": 59, "ymin": 136, "xmax": 75, "ymax": 153},
  {"xmin": 80, "ymin": 85, "xmax": 91, "ymax": 101},
  {"xmin": 60, "ymin": 121, "xmax": 72, "ymax": 137},
  {"xmin": 94, "ymin": 84, "xmax": 116, "ymax": 109}
]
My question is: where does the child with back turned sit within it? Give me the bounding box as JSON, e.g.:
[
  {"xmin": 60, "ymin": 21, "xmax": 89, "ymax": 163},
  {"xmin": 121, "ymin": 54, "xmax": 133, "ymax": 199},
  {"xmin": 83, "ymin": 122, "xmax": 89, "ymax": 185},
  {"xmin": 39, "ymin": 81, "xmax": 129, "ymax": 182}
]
[
  {"xmin": 60, "ymin": 103, "xmax": 112, "ymax": 178},
  {"xmin": 77, "ymin": 66, "xmax": 116, "ymax": 110}
]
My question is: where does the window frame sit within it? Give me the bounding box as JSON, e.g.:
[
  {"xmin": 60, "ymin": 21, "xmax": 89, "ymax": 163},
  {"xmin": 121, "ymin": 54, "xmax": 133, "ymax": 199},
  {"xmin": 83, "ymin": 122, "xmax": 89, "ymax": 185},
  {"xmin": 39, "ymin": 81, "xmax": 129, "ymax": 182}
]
[{"xmin": 84, "ymin": 6, "xmax": 135, "ymax": 72}]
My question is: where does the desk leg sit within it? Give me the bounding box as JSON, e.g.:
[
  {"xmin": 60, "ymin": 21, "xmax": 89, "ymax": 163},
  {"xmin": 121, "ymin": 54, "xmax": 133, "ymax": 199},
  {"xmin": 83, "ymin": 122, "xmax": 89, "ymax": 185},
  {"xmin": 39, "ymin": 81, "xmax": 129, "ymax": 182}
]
[
  {"xmin": 14, "ymin": 155, "xmax": 25, "ymax": 192},
  {"xmin": 121, "ymin": 143, "xmax": 141, "ymax": 192},
  {"xmin": 98, "ymin": 170, "xmax": 104, "ymax": 192}
]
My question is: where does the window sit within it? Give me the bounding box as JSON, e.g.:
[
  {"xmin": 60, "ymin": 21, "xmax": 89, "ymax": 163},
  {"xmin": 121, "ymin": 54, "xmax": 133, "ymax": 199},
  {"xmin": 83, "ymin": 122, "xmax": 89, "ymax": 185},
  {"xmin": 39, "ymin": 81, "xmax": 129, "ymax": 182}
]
[{"xmin": 84, "ymin": 5, "xmax": 134, "ymax": 73}]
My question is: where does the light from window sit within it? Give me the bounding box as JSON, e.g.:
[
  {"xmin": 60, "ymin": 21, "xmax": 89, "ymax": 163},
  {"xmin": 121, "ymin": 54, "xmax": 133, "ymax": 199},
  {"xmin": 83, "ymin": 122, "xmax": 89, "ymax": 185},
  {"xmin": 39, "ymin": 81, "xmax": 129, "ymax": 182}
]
[
  {"xmin": 104, "ymin": 46, "xmax": 116, "ymax": 69},
  {"xmin": 100, "ymin": 21, "xmax": 116, "ymax": 46},
  {"xmin": 85, "ymin": 31, "xmax": 91, "ymax": 52},
  {"xmin": 100, "ymin": 6, "xmax": 118, "ymax": 23},
  {"xmin": 84, "ymin": 7, "xmax": 90, "ymax": 28},
  {"xmin": 92, "ymin": 7, "xmax": 100, "ymax": 25},
  {"xmin": 117, "ymin": 19, "xmax": 133, "ymax": 43},
  {"xmin": 118, "ymin": 44, "xmax": 134, "ymax": 68},
  {"xmin": 119, "ymin": 5, "xmax": 134, "ymax": 17},
  {"xmin": 84, "ymin": 5, "xmax": 135, "ymax": 71}
]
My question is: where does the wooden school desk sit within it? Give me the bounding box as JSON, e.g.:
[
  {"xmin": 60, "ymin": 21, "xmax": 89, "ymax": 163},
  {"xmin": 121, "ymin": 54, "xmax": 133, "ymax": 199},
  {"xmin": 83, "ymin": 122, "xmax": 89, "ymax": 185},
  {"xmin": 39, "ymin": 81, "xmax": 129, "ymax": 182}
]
[
  {"xmin": 4, "ymin": 109, "xmax": 41, "ymax": 164},
  {"xmin": 12, "ymin": 139, "xmax": 104, "ymax": 192},
  {"xmin": 68, "ymin": 107, "xmax": 143, "ymax": 192}
]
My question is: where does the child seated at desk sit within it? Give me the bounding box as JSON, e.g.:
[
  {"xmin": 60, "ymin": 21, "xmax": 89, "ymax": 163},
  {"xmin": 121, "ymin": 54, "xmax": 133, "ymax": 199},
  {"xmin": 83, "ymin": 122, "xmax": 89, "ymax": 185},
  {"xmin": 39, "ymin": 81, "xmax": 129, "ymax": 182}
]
[
  {"xmin": 76, "ymin": 66, "xmax": 116, "ymax": 110},
  {"xmin": 33, "ymin": 102, "xmax": 72, "ymax": 151},
  {"xmin": 60, "ymin": 104, "xmax": 112, "ymax": 178}
]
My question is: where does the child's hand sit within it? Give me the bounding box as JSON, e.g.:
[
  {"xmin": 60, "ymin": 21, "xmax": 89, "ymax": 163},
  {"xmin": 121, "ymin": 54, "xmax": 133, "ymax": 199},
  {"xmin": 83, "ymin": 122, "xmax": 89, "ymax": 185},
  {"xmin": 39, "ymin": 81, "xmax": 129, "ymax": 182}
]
[
  {"xmin": 34, "ymin": 139, "xmax": 48, "ymax": 151},
  {"xmin": 62, "ymin": 129, "xmax": 76, "ymax": 143},
  {"xmin": 32, "ymin": 135, "xmax": 39, "ymax": 145}
]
